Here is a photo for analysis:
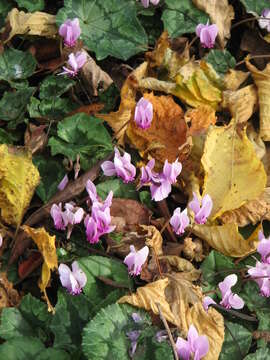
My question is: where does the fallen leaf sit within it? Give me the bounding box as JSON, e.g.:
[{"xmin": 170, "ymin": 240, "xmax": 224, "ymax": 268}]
[
  {"xmin": 183, "ymin": 237, "xmax": 205, "ymax": 262},
  {"xmin": 68, "ymin": 103, "xmax": 104, "ymax": 117},
  {"xmin": 192, "ymin": 0, "xmax": 234, "ymax": 48},
  {"xmin": 80, "ymin": 49, "xmax": 113, "ymax": 96},
  {"xmin": 142, "ymin": 225, "xmax": 163, "ymax": 257},
  {"xmin": 220, "ymin": 188, "xmax": 270, "ymax": 226},
  {"xmin": 0, "ymin": 144, "xmax": 40, "ymax": 227},
  {"xmin": 24, "ymin": 124, "xmax": 47, "ymax": 154},
  {"xmin": 201, "ymin": 119, "xmax": 266, "ymax": 218},
  {"xmin": 22, "ymin": 226, "xmax": 58, "ymax": 312},
  {"xmin": 223, "ymin": 69, "xmax": 250, "ymax": 91},
  {"xmin": 5, "ymin": 8, "xmax": 58, "ymax": 43},
  {"xmin": 247, "ymin": 124, "xmax": 266, "ymax": 160},
  {"xmin": 0, "ymin": 272, "xmax": 20, "ymax": 311},
  {"xmin": 160, "ymin": 256, "xmax": 201, "ymax": 281},
  {"xmin": 262, "ymin": 146, "xmax": 270, "ymax": 187},
  {"xmin": 97, "ymin": 62, "xmax": 148, "ymax": 145},
  {"xmin": 119, "ymin": 276, "xmax": 224, "ymax": 360},
  {"xmin": 222, "ymin": 85, "xmax": 258, "ymax": 123},
  {"xmin": 241, "ymin": 29, "xmax": 270, "ymax": 70},
  {"xmin": 126, "ymin": 93, "xmax": 188, "ymax": 163},
  {"xmin": 185, "ymin": 105, "xmax": 216, "ymax": 135},
  {"xmin": 192, "ymin": 222, "xmax": 260, "ymax": 257},
  {"xmin": 246, "ymin": 59, "xmax": 270, "ymax": 140}
]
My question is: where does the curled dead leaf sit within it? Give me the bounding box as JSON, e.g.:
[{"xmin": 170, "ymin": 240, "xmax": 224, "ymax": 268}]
[
  {"xmin": 24, "ymin": 124, "xmax": 47, "ymax": 154},
  {"xmin": 183, "ymin": 237, "xmax": 205, "ymax": 262},
  {"xmin": 202, "ymin": 119, "xmax": 266, "ymax": 218},
  {"xmin": 223, "ymin": 69, "xmax": 249, "ymax": 91},
  {"xmin": 160, "ymin": 256, "xmax": 201, "ymax": 281},
  {"xmin": 247, "ymin": 124, "xmax": 266, "ymax": 160},
  {"xmin": 0, "ymin": 144, "xmax": 40, "ymax": 227},
  {"xmin": 185, "ymin": 105, "xmax": 216, "ymax": 135},
  {"xmin": 0, "ymin": 273, "xmax": 20, "ymax": 311},
  {"xmin": 192, "ymin": 0, "xmax": 234, "ymax": 48},
  {"xmin": 5, "ymin": 8, "xmax": 58, "ymax": 43},
  {"xmin": 142, "ymin": 225, "xmax": 163, "ymax": 257}
]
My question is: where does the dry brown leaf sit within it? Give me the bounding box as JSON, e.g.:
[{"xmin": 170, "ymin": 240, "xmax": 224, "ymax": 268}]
[
  {"xmin": 247, "ymin": 124, "xmax": 266, "ymax": 160},
  {"xmin": 160, "ymin": 256, "xmax": 201, "ymax": 281},
  {"xmin": 192, "ymin": 0, "xmax": 234, "ymax": 48},
  {"xmin": 119, "ymin": 276, "xmax": 224, "ymax": 360},
  {"xmin": 97, "ymin": 62, "xmax": 147, "ymax": 145},
  {"xmin": 262, "ymin": 145, "xmax": 270, "ymax": 187},
  {"xmin": 222, "ymin": 85, "xmax": 258, "ymax": 123},
  {"xmin": 0, "ymin": 272, "xmax": 20, "ymax": 311},
  {"xmin": 80, "ymin": 49, "xmax": 113, "ymax": 96},
  {"xmin": 24, "ymin": 124, "xmax": 47, "ymax": 154},
  {"xmin": 22, "ymin": 226, "xmax": 58, "ymax": 312},
  {"xmin": 220, "ymin": 188, "xmax": 270, "ymax": 226},
  {"xmin": 142, "ymin": 225, "xmax": 163, "ymax": 257},
  {"xmin": 246, "ymin": 59, "xmax": 270, "ymax": 140},
  {"xmin": 5, "ymin": 8, "xmax": 58, "ymax": 43},
  {"xmin": 202, "ymin": 119, "xmax": 267, "ymax": 218},
  {"xmin": 223, "ymin": 69, "xmax": 250, "ymax": 91},
  {"xmin": 192, "ymin": 222, "xmax": 260, "ymax": 257},
  {"xmin": 183, "ymin": 237, "xmax": 205, "ymax": 262},
  {"xmin": 127, "ymin": 93, "xmax": 188, "ymax": 164},
  {"xmin": 0, "ymin": 144, "xmax": 40, "ymax": 227},
  {"xmin": 185, "ymin": 105, "xmax": 216, "ymax": 135}
]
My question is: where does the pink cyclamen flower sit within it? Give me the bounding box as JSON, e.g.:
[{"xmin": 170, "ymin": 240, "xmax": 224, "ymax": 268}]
[
  {"xmin": 176, "ymin": 324, "xmax": 209, "ymax": 360},
  {"xmin": 127, "ymin": 330, "xmax": 141, "ymax": 357},
  {"xmin": 57, "ymin": 174, "xmax": 69, "ymax": 191},
  {"xmin": 0, "ymin": 234, "xmax": 2, "ymax": 248},
  {"xmin": 257, "ymin": 230, "xmax": 270, "ymax": 264},
  {"xmin": 60, "ymin": 51, "xmax": 87, "ymax": 77},
  {"xmin": 58, "ymin": 261, "xmax": 87, "ymax": 295},
  {"xmin": 134, "ymin": 97, "xmax": 153, "ymax": 129},
  {"xmin": 59, "ymin": 18, "xmax": 81, "ymax": 47},
  {"xmin": 138, "ymin": 158, "xmax": 156, "ymax": 187},
  {"xmin": 203, "ymin": 274, "xmax": 245, "ymax": 311},
  {"xmin": 170, "ymin": 208, "xmax": 190, "ymax": 235},
  {"xmin": 248, "ymin": 261, "xmax": 270, "ymax": 297},
  {"xmin": 196, "ymin": 22, "xmax": 218, "ymax": 48},
  {"xmin": 124, "ymin": 245, "xmax": 149, "ymax": 276},
  {"xmin": 189, "ymin": 192, "xmax": 213, "ymax": 225},
  {"xmin": 258, "ymin": 9, "xmax": 270, "ymax": 32},
  {"xmin": 101, "ymin": 147, "xmax": 136, "ymax": 183},
  {"xmin": 140, "ymin": 0, "xmax": 160, "ymax": 8},
  {"xmin": 50, "ymin": 203, "xmax": 66, "ymax": 230}
]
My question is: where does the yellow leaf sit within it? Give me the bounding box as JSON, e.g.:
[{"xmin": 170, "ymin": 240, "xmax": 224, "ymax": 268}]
[
  {"xmin": 192, "ymin": 222, "xmax": 260, "ymax": 257},
  {"xmin": 246, "ymin": 60, "xmax": 270, "ymax": 140},
  {"xmin": 201, "ymin": 119, "xmax": 266, "ymax": 218},
  {"xmin": 5, "ymin": 8, "xmax": 58, "ymax": 43},
  {"xmin": 22, "ymin": 226, "xmax": 58, "ymax": 311},
  {"xmin": 119, "ymin": 277, "xmax": 224, "ymax": 360},
  {"xmin": 160, "ymin": 256, "xmax": 201, "ymax": 281},
  {"xmin": 223, "ymin": 69, "xmax": 249, "ymax": 91},
  {"xmin": 192, "ymin": 0, "xmax": 234, "ymax": 48},
  {"xmin": 142, "ymin": 225, "xmax": 163, "ymax": 256},
  {"xmin": 222, "ymin": 85, "xmax": 258, "ymax": 124},
  {"xmin": 0, "ymin": 144, "xmax": 40, "ymax": 227}
]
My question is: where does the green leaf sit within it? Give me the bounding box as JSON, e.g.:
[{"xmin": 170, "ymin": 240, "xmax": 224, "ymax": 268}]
[
  {"xmin": 48, "ymin": 114, "xmax": 113, "ymax": 170},
  {"xmin": 0, "ymin": 308, "xmax": 35, "ymax": 340},
  {"xmin": 0, "ymin": 87, "xmax": 35, "ymax": 129},
  {"xmin": 56, "ymin": 0, "xmax": 148, "ymax": 60},
  {"xmin": 206, "ymin": 50, "xmax": 236, "ymax": 76},
  {"xmin": 39, "ymin": 75, "xmax": 75, "ymax": 99},
  {"xmin": 36, "ymin": 348, "xmax": 70, "ymax": 360},
  {"xmin": 0, "ymin": 49, "xmax": 37, "ymax": 86},
  {"xmin": 239, "ymin": 0, "xmax": 270, "ymax": 15},
  {"xmin": 98, "ymin": 84, "xmax": 119, "ymax": 113},
  {"xmin": 33, "ymin": 155, "xmax": 66, "ymax": 203},
  {"xmin": 220, "ymin": 321, "xmax": 252, "ymax": 360},
  {"xmin": 28, "ymin": 97, "xmax": 76, "ymax": 120},
  {"xmin": 201, "ymin": 250, "xmax": 236, "ymax": 292},
  {"xmin": 97, "ymin": 179, "xmax": 138, "ymax": 201},
  {"xmin": 244, "ymin": 348, "xmax": 270, "ymax": 359},
  {"xmin": 0, "ymin": 128, "xmax": 19, "ymax": 144},
  {"xmin": 16, "ymin": 0, "xmax": 44, "ymax": 11},
  {"xmin": 162, "ymin": 0, "xmax": 208, "ymax": 38},
  {"xmin": 82, "ymin": 304, "xmax": 136, "ymax": 359},
  {"xmin": 0, "ymin": 336, "xmax": 45, "ymax": 359},
  {"xmin": 0, "ymin": 1, "xmax": 14, "ymax": 28}
]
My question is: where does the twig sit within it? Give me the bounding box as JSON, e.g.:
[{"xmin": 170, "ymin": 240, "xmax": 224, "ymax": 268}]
[
  {"xmin": 156, "ymin": 302, "xmax": 179, "ymax": 360},
  {"xmin": 236, "ymin": 54, "xmax": 270, "ymax": 67}
]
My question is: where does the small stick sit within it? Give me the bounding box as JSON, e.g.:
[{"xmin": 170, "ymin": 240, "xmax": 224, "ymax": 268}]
[{"xmin": 156, "ymin": 302, "xmax": 179, "ymax": 360}]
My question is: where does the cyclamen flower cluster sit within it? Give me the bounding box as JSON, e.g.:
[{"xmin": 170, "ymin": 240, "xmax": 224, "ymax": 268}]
[
  {"xmin": 248, "ymin": 231, "xmax": 270, "ymax": 297},
  {"xmin": 124, "ymin": 245, "xmax": 149, "ymax": 276},
  {"xmin": 203, "ymin": 274, "xmax": 244, "ymax": 311},
  {"xmin": 84, "ymin": 180, "xmax": 115, "ymax": 244},
  {"xmin": 170, "ymin": 193, "xmax": 213, "ymax": 236},
  {"xmin": 176, "ymin": 324, "xmax": 209, "ymax": 360}
]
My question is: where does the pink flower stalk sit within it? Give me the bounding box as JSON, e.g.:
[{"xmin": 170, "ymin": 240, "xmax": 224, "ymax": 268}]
[
  {"xmin": 140, "ymin": 0, "xmax": 160, "ymax": 8},
  {"xmin": 258, "ymin": 9, "xmax": 270, "ymax": 32},
  {"xmin": 58, "ymin": 261, "xmax": 87, "ymax": 295},
  {"xmin": 59, "ymin": 18, "xmax": 81, "ymax": 47},
  {"xmin": 60, "ymin": 51, "xmax": 87, "ymax": 77},
  {"xmin": 170, "ymin": 208, "xmax": 190, "ymax": 235},
  {"xmin": 176, "ymin": 324, "xmax": 209, "ymax": 360},
  {"xmin": 57, "ymin": 174, "xmax": 69, "ymax": 191},
  {"xmin": 257, "ymin": 230, "xmax": 270, "ymax": 264},
  {"xmin": 248, "ymin": 261, "xmax": 270, "ymax": 297},
  {"xmin": 189, "ymin": 192, "xmax": 213, "ymax": 225},
  {"xmin": 196, "ymin": 22, "xmax": 218, "ymax": 48},
  {"xmin": 101, "ymin": 147, "xmax": 136, "ymax": 183},
  {"xmin": 134, "ymin": 97, "xmax": 153, "ymax": 129},
  {"xmin": 124, "ymin": 245, "xmax": 149, "ymax": 276},
  {"xmin": 203, "ymin": 274, "xmax": 245, "ymax": 311}
]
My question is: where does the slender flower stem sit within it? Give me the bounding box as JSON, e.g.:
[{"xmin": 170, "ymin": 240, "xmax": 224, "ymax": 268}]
[{"xmin": 156, "ymin": 302, "xmax": 179, "ymax": 360}]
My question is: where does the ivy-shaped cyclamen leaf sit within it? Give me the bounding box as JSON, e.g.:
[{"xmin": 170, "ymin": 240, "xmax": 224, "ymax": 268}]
[
  {"xmin": 239, "ymin": 0, "xmax": 270, "ymax": 15},
  {"xmin": 205, "ymin": 50, "xmax": 236, "ymax": 76},
  {"xmin": 56, "ymin": 0, "xmax": 148, "ymax": 60},
  {"xmin": 16, "ymin": 0, "xmax": 45, "ymax": 12}
]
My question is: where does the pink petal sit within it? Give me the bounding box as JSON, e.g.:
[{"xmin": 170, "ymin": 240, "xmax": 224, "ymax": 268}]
[
  {"xmin": 74, "ymin": 207, "xmax": 84, "ymax": 224},
  {"xmin": 193, "ymin": 335, "xmax": 209, "ymax": 359},
  {"xmin": 101, "ymin": 160, "xmax": 116, "ymax": 176},
  {"xmin": 72, "ymin": 261, "xmax": 87, "ymax": 288},
  {"xmin": 228, "ymin": 293, "xmax": 245, "ymax": 309},
  {"xmin": 0, "ymin": 234, "xmax": 2, "ymax": 248},
  {"xmin": 57, "ymin": 174, "xmax": 69, "ymax": 191},
  {"xmin": 203, "ymin": 296, "xmax": 216, "ymax": 311},
  {"xmin": 219, "ymin": 274, "xmax": 237, "ymax": 298},
  {"xmin": 189, "ymin": 192, "xmax": 201, "ymax": 214},
  {"xmin": 86, "ymin": 180, "xmax": 99, "ymax": 203},
  {"xmin": 175, "ymin": 337, "xmax": 191, "ymax": 360},
  {"xmin": 188, "ymin": 324, "xmax": 199, "ymax": 350},
  {"xmin": 59, "ymin": 263, "xmax": 72, "ymax": 289}
]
